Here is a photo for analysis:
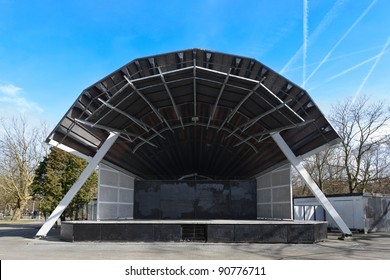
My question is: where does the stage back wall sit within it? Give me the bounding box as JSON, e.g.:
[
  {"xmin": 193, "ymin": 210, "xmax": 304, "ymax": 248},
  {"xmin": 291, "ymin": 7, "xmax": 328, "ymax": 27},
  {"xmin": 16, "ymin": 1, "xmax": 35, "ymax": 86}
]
[{"xmin": 134, "ymin": 180, "xmax": 257, "ymax": 220}]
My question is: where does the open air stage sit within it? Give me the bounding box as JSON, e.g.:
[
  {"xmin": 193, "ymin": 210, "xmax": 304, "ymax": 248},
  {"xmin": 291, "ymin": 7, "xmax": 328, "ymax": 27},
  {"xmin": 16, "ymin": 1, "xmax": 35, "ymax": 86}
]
[{"xmin": 61, "ymin": 220, "xmax": 328, "ymax": 243}]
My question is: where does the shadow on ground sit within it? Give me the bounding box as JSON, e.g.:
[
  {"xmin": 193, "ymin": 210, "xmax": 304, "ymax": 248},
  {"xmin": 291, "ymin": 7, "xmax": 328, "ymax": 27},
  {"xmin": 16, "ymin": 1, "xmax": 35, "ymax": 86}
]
[
  {"xmin": 0, "ymin": 222, "xmax": 60, "ymax": 239},
  {"xmin": 1, "ymin": 221, "xmax": 390, "ymax": 260}
]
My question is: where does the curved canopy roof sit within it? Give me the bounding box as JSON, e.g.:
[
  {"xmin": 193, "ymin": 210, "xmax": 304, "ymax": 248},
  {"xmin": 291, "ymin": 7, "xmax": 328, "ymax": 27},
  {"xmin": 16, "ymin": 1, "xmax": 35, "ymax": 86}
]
[{"xmin": 48, "ymin": 48, "xmax": 340, "ymax": 180}]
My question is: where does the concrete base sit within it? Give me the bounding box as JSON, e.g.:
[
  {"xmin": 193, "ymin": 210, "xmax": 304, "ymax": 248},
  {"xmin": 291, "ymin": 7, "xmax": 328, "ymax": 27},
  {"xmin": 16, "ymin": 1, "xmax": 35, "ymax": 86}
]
[{"xmin": 61, "ymin": 220, "xmax": 327, "ymax": 243}]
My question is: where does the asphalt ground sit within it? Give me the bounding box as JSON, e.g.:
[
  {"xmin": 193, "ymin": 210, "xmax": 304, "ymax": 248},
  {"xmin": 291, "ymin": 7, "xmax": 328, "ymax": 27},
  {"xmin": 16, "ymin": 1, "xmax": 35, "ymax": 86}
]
[{"xmin": 1, "ymin": 221, "xmax": 390, "ymax": 260}]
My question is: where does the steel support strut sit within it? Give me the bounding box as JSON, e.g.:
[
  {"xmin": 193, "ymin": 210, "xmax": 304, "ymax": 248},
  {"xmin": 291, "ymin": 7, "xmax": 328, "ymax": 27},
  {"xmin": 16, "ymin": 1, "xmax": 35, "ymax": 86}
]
[
  {"xmin": 35, "ymin": 132, "xmax": 119, "ymax": 238},
  {"xmin": 271, "ymin": 132, "xmax": 352, "ymax": 237}
]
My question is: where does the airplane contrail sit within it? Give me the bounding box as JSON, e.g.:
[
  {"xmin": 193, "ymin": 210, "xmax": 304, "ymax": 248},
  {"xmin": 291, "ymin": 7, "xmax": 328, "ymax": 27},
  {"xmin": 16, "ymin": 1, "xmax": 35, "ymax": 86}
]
[
  {"xmin": 352, "ymin": 36, "xmax": 390, "ymax": 103},
  {"xmin": 288, "ymin": 45, "xmax": 387, "ymax": 71},
  {"xmin": 303, "ymin": 0, "xmax": 378, "ymax": 85},
  {"xmin": 302, "ymin": 0, "xmax": 309, "ymax": 87},
  {"xmin": 329, "ymin": 50, "xmax": 390, "ymax": 82},
  {"xmin": 280, "ymin": 0, "xmax": 346, "ymax": 75},
  {"xmin": 307, "ymin": 48, "xmax": 390, "ymax": 91}
]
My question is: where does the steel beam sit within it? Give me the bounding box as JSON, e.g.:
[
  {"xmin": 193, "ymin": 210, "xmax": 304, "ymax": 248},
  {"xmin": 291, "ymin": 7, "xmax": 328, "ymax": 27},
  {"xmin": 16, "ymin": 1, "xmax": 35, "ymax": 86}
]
[
  {"xmin": 85, "ymin": 82, "xmax": 130, "ymax": 122},
  {"xmin": 75, "ymin": 119, "xmax": 157, "ymax": 148},
  {"xmin": 132, "ymin": 122, "xmax": 258, "ymax": 153},
  {"xmin": 47, "ymin": 139, "xmax": 92, "ymax": 162},
  {"xmin": 251, "ymin": 119, "xmax": 315, "ymax": 138},
  {"xmin": 231, "ymin": 120, "xmax": 315, "ymax": 149},
  {"xmin": 226, "ymin": 102, "xmax": 291, "ymax": 138},
  {"xmin": 207, "ymin": 69, "xmax": 231, "ymax": 128},
  {"xmin": 124, "ymin": 75, "xmax": 173, "ymax": 132},
  {"xmin": 97, "ymin": 98, "xmax": 149, "ymax": 132},
  {"xmin": 97, "ymin": 98, "xmax": 166, "ymax": 140},
  {"xmin": 218, "ymin": 82, "xmax": 261, "ymax": 131},
  {"xmin": 271, "ymin": 132, "xmax": 352, "ymax": 236},
  {"xmin": 158, "ymin": 67, "xmax": 183, "ymax": 127},
  {"xmin": 193, "ymin": 60, "xmax": 197, "ymax": 117},
  {"xmin": 35, "ymin": 132, "xmax": 119, "ymax": 238},
  {"xmin": 258, "ymin": 82, "xmax": 303, "ymax": 123}
]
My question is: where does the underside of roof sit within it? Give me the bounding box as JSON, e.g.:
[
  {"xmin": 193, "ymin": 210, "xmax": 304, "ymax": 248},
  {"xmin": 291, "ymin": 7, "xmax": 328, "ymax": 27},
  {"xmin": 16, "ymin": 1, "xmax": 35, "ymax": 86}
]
[{"xmin": 48, "ymin": 48, "xmax": 340, "ymax": 180}]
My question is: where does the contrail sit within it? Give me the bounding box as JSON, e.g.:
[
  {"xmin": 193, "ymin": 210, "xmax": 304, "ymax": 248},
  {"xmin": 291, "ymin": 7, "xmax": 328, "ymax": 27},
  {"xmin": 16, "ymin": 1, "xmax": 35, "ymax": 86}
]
[
  {"xmin": 303, "ymin": 0, "xmax": 378, "ymax": 85},
  {"xmin": 302, "ymin": 0, "xmax": 309, "ymax": 87},
  {"xmin": 288, "ymin": 45, "xmax": 387, "ymax": 71},
  {"xmin": 352, "ymin": 36, "xmax": 390, "ymax": 103},
  {"xmin": 280, "ymin": 0, "xmax": 346, "ymax": 74},
  {"xmin": 329, "ymin": 50, "xmax": 390, "ymax": 82},
  {"xmin": 307, "ymin": 48, "xmax": 390, "ymax": 91}
]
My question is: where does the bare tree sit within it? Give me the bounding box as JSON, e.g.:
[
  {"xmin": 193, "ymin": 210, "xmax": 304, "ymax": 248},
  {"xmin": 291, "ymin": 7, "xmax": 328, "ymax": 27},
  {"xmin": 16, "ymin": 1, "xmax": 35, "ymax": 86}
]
[
  {"xmin": 0, "ymin": 189, "xmax": 14, "ymax": 217},
  {"xmin": 294, "ymin": 146, "xmax": 348, "ymax": 196},
  {"xmin": 294, "ymin": 96, "xmax": 390, "ymax": 196},
  {"xmin": 0, "ymin": 115, "xmax": 48, "ymax": 220},
  {"xmin": 304, "ymin": 148, "xmax": 334, "ymax": 191},
  {"xmin": 330, "ymin": 95, "xmax": 390, "ymax": 193},
  {"xmin": 367, "ymin": 144, "xmax": 390, "ymax": 193}
]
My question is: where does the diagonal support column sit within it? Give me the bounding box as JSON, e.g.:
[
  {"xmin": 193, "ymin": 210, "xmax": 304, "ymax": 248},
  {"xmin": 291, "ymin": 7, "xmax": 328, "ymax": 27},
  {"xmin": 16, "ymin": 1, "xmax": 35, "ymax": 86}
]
[
  {"xmin": 271, "ymin": 132, "xmax": 352, "ymax": 236},
  {"xmin": 35, "ymin": 132, "xmax": 119, "ymax": 238}
]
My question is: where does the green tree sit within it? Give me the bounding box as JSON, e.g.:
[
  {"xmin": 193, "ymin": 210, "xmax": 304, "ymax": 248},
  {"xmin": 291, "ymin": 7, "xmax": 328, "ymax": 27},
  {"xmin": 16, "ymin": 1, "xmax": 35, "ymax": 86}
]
[{"xmin": 32, "ymin": 147, "xmax": 97, "ymax": 220}]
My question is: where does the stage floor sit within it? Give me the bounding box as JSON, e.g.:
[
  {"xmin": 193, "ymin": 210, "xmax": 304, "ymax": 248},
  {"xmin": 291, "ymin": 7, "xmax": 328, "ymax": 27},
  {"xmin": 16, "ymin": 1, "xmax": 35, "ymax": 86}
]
[{"xmin": 61, "ymin": 219, "xmax": 328, "ymax": 243}]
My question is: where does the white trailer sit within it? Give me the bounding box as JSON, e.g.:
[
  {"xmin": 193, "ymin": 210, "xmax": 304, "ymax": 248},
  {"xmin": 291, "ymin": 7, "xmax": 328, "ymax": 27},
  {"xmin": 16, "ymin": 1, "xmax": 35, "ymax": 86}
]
[{"xmin": 294, "ymin": 193, "xmax": 390, "ymax": 233}]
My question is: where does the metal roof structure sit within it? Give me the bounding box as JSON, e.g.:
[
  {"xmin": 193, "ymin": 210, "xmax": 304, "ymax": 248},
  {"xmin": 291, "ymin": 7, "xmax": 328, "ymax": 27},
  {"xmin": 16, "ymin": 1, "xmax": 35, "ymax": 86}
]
[{"xmin": 48, "ymin": 48, "xmax": 340, "ymax": 180}]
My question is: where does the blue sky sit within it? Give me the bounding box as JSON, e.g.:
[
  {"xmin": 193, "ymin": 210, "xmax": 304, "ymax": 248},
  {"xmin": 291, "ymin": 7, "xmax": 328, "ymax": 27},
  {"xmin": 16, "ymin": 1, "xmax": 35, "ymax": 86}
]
[{"xmin": 0, "ymin": 0, "xmax": 389, "ymax": 129}]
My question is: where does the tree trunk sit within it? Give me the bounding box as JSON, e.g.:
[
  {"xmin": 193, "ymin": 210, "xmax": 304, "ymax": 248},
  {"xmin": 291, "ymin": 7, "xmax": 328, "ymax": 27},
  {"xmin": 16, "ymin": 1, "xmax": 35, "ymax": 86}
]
[
  {"xmin": 11, "ymin": 199, "xmax": 27, "ymax": 221},
  {"xmin": 75, "ymin": 208, "xmax": 79, "ymax": 220}
]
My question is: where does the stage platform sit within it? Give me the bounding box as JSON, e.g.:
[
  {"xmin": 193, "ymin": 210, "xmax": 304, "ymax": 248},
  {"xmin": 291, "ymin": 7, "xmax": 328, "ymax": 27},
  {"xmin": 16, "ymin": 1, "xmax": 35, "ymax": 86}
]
[{"xmin": 61, "ymin": 220, "xmax": 328, "ymax": 243}]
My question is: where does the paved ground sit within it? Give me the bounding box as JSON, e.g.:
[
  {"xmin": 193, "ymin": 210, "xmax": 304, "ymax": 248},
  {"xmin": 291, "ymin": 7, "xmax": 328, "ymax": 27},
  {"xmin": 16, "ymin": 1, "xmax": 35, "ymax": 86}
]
[{"xmin": 1, "ymin": 221, "xmax": 390, "ymax": 260}]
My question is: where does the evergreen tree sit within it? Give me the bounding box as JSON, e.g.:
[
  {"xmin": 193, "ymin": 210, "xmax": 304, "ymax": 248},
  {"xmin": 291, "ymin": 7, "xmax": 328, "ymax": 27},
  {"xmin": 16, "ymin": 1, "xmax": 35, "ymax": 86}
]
[{"xmin": 32, "ymin": 147, "xmax": 97, "ymax": 220}]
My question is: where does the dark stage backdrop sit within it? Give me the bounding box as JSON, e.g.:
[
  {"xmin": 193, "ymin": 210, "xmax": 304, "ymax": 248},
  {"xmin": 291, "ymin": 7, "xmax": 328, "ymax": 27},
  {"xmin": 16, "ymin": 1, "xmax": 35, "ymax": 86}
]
[{"xmin": 134, "ymin": 180, "xmax": 257, "ymax": 219}]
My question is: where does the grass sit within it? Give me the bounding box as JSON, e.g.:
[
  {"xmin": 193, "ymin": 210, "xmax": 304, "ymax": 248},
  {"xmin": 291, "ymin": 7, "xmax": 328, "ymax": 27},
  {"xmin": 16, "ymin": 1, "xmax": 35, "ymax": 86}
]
[{"xmin": 0, "ymin": 219, "xmax": 43, "ymax": 224}]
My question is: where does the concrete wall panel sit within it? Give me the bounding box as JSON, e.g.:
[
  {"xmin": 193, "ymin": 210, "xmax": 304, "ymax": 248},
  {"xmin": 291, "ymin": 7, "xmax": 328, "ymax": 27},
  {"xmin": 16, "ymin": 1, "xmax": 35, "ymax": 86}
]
[
  {"xmin": 256, "ymin": 164, "xmax": 292, "ymax": 219},
  {"xmin": 98, "ymin": 164, "xmax": 135, "ymax": 220}
]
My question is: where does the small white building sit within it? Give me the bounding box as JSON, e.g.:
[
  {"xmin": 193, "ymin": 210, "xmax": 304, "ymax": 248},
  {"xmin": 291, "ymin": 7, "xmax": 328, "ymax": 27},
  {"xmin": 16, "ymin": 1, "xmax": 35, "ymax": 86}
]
[{"xmin": 294, "ymin": 193, "xmax": 390, "ymax": 233}]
